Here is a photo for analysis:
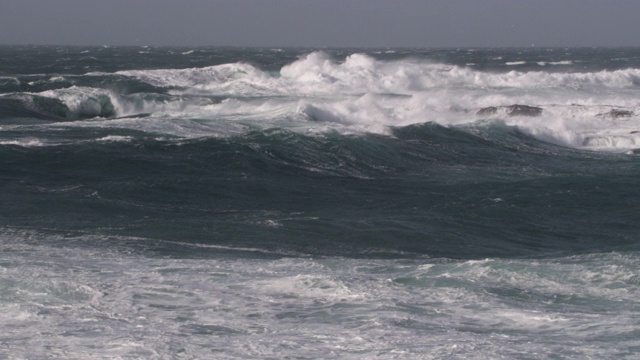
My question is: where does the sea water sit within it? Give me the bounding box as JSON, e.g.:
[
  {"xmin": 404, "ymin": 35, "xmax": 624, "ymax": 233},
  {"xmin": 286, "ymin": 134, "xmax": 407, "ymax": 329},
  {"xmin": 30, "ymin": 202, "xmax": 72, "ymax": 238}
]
[{"xmin": 1, "ymin": 46, "xmax": 640, "ymax": 358}]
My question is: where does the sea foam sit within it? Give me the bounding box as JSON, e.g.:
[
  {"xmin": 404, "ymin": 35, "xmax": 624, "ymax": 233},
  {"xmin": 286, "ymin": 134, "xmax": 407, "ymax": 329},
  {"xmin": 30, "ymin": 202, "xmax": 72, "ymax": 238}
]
[{"xmin": 14, "ymin": 51, "xmax": 640, "ymax": 151}]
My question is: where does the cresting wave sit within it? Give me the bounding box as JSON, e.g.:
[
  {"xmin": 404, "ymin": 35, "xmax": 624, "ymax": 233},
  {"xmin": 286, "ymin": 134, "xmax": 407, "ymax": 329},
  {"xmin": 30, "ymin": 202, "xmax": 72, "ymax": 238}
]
[{"xmin": 3, "ymin": 51, "xmax": 640, "ymax": 151}]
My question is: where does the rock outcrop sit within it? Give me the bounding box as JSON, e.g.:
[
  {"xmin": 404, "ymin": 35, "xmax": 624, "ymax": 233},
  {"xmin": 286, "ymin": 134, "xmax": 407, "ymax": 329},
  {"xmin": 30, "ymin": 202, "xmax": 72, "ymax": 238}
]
[
  {"xmin": 477, "ymin": 104, "xmax": 543, "ymax": 117},
  {"xmin": 599, "ymin": 109, "xmax": 634, "ymax": 118}
]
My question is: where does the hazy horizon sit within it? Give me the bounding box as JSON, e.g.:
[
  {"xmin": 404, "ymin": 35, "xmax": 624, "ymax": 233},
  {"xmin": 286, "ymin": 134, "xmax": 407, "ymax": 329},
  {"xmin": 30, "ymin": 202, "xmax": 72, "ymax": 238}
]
[{"xmin": 1, "ymin": 0, "xmax": 639, "ymax": 48}]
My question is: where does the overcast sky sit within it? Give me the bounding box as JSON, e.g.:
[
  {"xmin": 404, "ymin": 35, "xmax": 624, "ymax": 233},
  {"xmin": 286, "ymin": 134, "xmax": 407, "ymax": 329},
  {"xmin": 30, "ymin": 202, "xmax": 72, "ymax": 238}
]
[{"xmin": 1, "ymin": 0, "xmax": 639, "ymax": 48}]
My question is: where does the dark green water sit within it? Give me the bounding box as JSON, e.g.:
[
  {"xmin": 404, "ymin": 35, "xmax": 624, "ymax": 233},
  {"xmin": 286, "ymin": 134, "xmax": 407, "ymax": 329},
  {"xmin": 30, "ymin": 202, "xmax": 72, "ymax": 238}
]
[
  {"xmin": 2, "ymin": 122, "xmax": 639, "ymax": 259},
  {"xmin": 2, "ymin": 46, "xmax": 639, "ymax": 258}
]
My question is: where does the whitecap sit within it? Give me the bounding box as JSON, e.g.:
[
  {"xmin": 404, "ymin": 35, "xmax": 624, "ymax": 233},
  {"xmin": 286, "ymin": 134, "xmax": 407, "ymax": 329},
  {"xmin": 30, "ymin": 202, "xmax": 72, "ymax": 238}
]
[{"xmin": 41, "ymin": 51, "xmax": 637, "ymax": 151}]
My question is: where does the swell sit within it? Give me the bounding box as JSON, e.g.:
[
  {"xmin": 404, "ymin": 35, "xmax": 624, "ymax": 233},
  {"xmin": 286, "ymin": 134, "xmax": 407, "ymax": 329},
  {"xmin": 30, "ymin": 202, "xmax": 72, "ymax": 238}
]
[{"xmin": 2, "ymin": 124, "xmax": 639, "ymax": 259}]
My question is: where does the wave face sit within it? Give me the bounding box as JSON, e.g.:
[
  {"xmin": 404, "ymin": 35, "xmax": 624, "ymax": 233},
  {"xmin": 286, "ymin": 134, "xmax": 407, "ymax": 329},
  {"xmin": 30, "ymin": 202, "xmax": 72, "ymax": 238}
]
[{"xmin": 2, "ymin": 46, "xmax": 640, "ymax": 358}]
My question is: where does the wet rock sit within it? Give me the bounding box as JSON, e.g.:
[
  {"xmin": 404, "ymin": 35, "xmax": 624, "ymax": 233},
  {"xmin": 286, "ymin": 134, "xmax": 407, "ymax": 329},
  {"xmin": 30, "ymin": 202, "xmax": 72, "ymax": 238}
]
[
  {"xmin": 604, "ymin": 109, "xmax": 634, "ymax": 118},
  {"xmin": 507, "ymin": 105, "xmax": 543, "ymax": 116},
  {"xmin": 476, "ymin": 106, "xmax": 499, "ymax": 116},
  {"xmin": 597, "ymin": 109, "xmax": 633, "ymax": 118},
  {"xmin": 477, "ymin": 104, "xmax": 543, "ymax": 117}
]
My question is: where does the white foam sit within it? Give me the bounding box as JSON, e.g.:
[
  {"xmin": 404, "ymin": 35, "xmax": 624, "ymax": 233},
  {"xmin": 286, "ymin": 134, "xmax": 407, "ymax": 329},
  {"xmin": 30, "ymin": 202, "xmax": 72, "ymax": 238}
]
[
  {"xmin": 117, "ymin": 63, "xmax": 272, "ymax": 93},
  {"xmin": 537, "ymin": 60, "xmax": 573, "ymax": 66},
  {"xmin": 14, "ymin": 52, "xmax": 640, "ymax": 151},
  {"xmin": 38, "ymin": 86, "xmax": 125, "ymax": 118},
  {"xmin": 95, "ymin": 135, "xmax": 134, "ymax": 143},
  {"xmin": 0, "ymin": 230, "xmax": 638, "ymax": 358},
  {"xmin": 0, "ymin": 138, "xmax": 47, "ymax": 147}
]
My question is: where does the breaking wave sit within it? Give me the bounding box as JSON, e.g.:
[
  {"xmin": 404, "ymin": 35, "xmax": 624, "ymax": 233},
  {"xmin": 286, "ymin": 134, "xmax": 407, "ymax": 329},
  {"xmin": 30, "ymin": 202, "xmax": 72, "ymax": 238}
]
[{"xmin": 3, "ymin": 51, "xmax": 640, "ymax": 152}]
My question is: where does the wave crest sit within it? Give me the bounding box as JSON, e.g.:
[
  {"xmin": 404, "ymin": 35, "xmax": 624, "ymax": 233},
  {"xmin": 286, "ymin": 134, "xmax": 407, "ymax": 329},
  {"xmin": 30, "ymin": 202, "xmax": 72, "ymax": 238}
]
[{"xmin": 4, "ymin": 51, "xmax": 640, "ymax": 152}]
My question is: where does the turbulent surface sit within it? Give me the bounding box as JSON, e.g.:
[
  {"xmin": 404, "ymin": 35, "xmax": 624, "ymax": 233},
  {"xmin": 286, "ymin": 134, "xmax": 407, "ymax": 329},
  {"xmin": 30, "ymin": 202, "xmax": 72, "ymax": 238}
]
[
  {"xmin": 3, "ymin": 235, "xmax": 640, "ymax": 359},
  {"xmin": 1, "ymin": 46, "xmax": 640, "ymax": 358}
]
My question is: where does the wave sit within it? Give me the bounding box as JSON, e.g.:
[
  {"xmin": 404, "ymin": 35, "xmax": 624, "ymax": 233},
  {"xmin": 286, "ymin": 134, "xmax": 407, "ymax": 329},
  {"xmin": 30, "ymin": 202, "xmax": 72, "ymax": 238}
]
[
  {"xmin": 0, "ymin": 76, "xmax": 22, "ymax": 93},
  {"xmin": 3, "ymin": 51, "xmax": 640, "ymax": 152},
  {"xmin": 2, "ymin": 123, "xmax": 637, "ymax": 259},
  {"xmin": 115, "ymin": 51, "xmax": 640, "ymax": 96},
  {"xmin": 0, "ymin": 90, "xmax": 117, "ymax": 121},
  {"xmin": 111, "ymin": 52, "xmax": 640, "ymax": 151},
  {"xmin": 116, "ymin": 63, "xmax": 273, "ymax": 95}
]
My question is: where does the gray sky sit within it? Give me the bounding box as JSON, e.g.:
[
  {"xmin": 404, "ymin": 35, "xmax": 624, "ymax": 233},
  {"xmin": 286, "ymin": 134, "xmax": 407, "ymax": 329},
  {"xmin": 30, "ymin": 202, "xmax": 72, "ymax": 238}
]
[{"xmin": 1, "ymin": 0, "xmax": 639, "ymax": 48}]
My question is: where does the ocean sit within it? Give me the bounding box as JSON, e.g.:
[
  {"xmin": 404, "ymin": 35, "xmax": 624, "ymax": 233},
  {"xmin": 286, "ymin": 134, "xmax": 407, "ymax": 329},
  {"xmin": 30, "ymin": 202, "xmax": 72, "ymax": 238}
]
[{"xmin": 1, "ymin": 45, "xmax": 640, "ymax": 358}]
